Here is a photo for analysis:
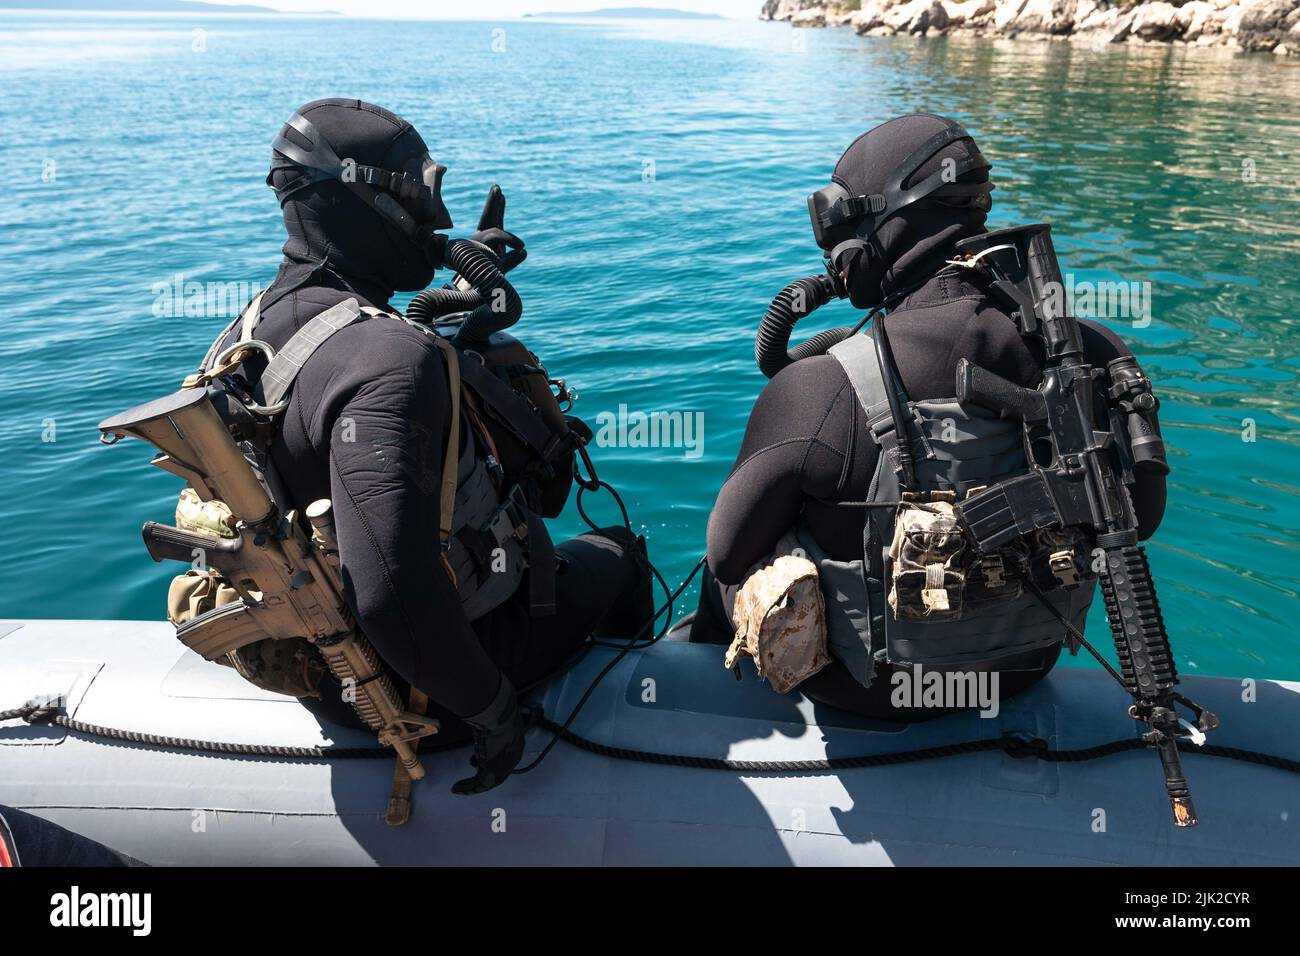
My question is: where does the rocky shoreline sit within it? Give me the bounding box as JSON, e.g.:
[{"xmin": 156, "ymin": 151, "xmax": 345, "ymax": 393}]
[{"xmin": 760, "ymin": 0, "xmax": 1300, "ymax": 54}]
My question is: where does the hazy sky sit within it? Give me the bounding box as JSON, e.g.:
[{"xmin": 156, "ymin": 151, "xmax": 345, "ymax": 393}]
[{"xmin": 225, "ymin": 0, "xmax": 756, "ymax": 18}]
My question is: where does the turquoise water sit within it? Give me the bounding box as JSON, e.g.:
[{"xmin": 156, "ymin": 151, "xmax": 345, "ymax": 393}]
[{"xmin": 1, "ymin": 13, "xmax": 1298, "ymax": 681}]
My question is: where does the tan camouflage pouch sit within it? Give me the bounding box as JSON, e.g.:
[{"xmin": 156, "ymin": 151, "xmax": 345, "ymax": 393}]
[
  {"xmin": 166, "ymin": 569, "xmax": 240, "ymax": 626},
  {"xmin": 727, "ymin": 534, "xmax": 830, "ymax": 694},
  {"xmin": 887, "ymin": 490, "xmax": 967, "ymax": 621},
  {"xmin": 175, "ymin": 486, "xmax": 237, "ymax": 538},
  {"xmin": 165, "ymin": 487, "xmax": 241, "ymax": 627}
]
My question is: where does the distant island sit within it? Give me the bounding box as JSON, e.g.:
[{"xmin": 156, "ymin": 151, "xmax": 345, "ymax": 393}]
[
  {"xmin": 526, "ymin": 7, "xmax": 725, "ymax": 18},
  {"xmin": 0, "ymin": 0, "xmax": 338, "ymax": 13}
]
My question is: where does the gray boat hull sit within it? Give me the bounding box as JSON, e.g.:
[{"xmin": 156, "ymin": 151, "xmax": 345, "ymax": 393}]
[{"xmin": 1, "ymin": 618, "xmax": 1296, "ymax": 866}]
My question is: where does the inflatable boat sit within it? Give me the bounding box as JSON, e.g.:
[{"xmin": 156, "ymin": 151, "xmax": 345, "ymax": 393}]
[{"xmin": 1, "ymin": 617, "xmax": 1296, "ymax": 866}]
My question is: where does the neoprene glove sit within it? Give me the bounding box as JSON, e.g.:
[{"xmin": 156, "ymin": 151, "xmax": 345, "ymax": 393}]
[
  {"xmin": 468, "ymin": 227, "xmax": 526, "ymax": 273},
  {"xmin": 451, "ymin": 674, "xmax": 533, "ymax": 795}
]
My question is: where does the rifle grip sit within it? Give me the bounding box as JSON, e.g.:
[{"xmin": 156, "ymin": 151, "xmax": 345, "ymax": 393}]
[
  {"xmin": 955, "ymin": 359, "xmax": 1041, "ymax": 421},
  {"xmin": 142, "ymin": 521, "xmax": 242, "ymax": 565}
]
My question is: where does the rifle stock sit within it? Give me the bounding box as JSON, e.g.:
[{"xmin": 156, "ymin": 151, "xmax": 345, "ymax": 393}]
[
  {"xmin": 100, "ymin": 386, "xmax": 439, "ymax": 782},
  {"xmin": 100, "ymin": 387, "xmax": 274, "ymax": 523}
]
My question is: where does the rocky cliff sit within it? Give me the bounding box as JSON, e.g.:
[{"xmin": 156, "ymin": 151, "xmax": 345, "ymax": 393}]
[{"xmin": 759, "ymin": 0, "xmax": 1300, "ymax": 54}]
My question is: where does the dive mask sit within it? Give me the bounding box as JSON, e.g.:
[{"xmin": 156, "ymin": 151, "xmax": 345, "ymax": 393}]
[
  {"xmin": 268, "ymin": 112, "xmax": 454, "ymax": 240},
  {"xmin": 808, "ymin": 181, "xmax": 883, "ymax": 252},
  {"xmin": 413, "ymin": 155, "xmax": 453, "ymax": 232}
]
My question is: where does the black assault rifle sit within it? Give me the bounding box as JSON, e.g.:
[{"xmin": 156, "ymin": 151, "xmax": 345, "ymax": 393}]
[{"xmin": 949, "ymin": 224, "xmax": 1218, "ymax": 827}]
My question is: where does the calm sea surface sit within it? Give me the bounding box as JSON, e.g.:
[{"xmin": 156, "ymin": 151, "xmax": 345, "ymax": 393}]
[{"xmin": 1, "ymin": 13, "xmax": 1297, "ymax": 680}]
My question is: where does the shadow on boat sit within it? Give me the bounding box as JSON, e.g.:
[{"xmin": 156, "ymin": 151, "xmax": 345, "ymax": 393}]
[{"xmin": 302, "ymin": 637, "xmax": 812, "ymax": 865}]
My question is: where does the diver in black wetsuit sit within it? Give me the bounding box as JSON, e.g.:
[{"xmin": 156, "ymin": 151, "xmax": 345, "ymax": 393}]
[
  {"xmin": 212, "ymin": 99, "xmax": 650, "ymax": 792},
  {"xmin": 690, "ymin": 114, "xmax": 1168, "ymax": 720}
]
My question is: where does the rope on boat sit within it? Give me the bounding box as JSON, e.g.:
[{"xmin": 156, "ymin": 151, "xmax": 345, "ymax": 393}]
[
  {"xmin": 534, "ymin": 716, "xmax": 1300, "ymax": 774},
  {"xmin": 5, "ymin": 703, "xmax": 1299, "ymax": 776},
  {"xmin": 5, "ymin": 704, "xmax": 379, "ymax": 758}
]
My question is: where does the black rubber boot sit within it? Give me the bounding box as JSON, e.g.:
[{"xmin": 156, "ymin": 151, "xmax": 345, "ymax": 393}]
[{"xmin": 451, "ymin": 675, "xmax": 529, "ymax": 795}]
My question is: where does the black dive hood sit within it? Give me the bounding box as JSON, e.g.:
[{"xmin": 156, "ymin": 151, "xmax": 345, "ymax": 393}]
[
  {"xmin": 755, "ymin": 117, "xmax": 996, "ymax": 378},
  {"xmin": 808, "ymin": 121, "xmax": 993, "ymax": 285},
  {"xmin": 268, "ymin": 110, "xmax": 454, "ymax": 268}
]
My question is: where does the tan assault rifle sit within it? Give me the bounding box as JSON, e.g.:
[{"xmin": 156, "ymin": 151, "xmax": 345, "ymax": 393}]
[{"xmin": 98, "ymin": 386, "xmax": 440, "ymax": 797}]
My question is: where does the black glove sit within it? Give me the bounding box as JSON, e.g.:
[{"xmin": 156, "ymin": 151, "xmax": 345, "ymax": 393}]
[
  {"xmin": 468, "ymin": 227, "xmax": 526, "ymax": 273},
  {"xmin": 469, "ymin": 226, "xmax": 522, "ymax": 254},
  {"xmin": 451, "ymin": 675, "xmax": 533, "ymax": 795}
]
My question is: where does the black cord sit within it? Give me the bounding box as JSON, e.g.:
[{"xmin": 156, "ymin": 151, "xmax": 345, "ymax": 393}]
[
  {"xmin": 532, "ymin": 715, "xmax": 1300, "ymax": 774},
  {"xmin": 571, "ymin": 462, "xmax": 677, "ymax": 647},
  {"xmin": 575, "ymin": 476, "xmax": 631, "ymax": 532},
  {"xmin": 503, "ymin": 440, "xmax": 707, "ymax": 775},
  {"xmin": 1025, "ymin": 579, "xmax": 1131, "ymax": 690},
  {"xmin": 512, "ymin": 553, "xmax": 708, "ymax": 774},
  {"xmin": 6, "ymin": 703, "xmax": 1297, "ymax": 777}
]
